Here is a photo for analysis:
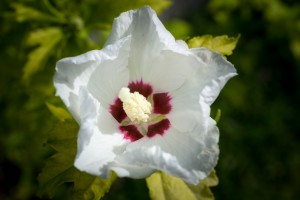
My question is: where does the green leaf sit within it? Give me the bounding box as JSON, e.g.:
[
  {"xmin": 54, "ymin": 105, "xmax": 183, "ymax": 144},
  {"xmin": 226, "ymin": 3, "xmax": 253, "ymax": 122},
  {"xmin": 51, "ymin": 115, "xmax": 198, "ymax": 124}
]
[
  {"xmin": 85, "ymin": 0, "xmax": 172, "ymax": 27},
  {"xmin": 46, "ymin": 103, "xmax": 72, "ymax": 121},
  {"xmin": 38, "ymin": 121, "xmax": 116, "ymax": 199},
  {"xmin": 187, "ymin": 34, "xmax": 240, "ymax": 56},
  {"xmin": 291, "ymin": 39, "xmax": 300, "ymax": 62},
  {"xmin": 187, "ymin": 170, "xmax": 219, "ymax": 200},
  {"xmin": 165, "ymin": 19, "xmax": 192, "ymax": 39},
  {"xmin": 214, "ymin": 109, "xmax": 221, "ymax": 124},
  {"xmin": 11, "ymin": 3, "xmax": 64, "ymax": 23},
  {"xmin": 37, "ymin": 121, "xmax": 78, "ymax": 198},
  {"xmin": 72, "ymin": 172, "xmax": 117, "ymax": 200},
  {"xmin": 145, "ymin": 0, "xmax": 172, "ymax": 14},
  {"xmin": 146, "ymin": 170, "xmax": 218, "ymax": 200},
  {"xmin": 22, "ymin": 27, "xmax": 63, "ymax": 82}
]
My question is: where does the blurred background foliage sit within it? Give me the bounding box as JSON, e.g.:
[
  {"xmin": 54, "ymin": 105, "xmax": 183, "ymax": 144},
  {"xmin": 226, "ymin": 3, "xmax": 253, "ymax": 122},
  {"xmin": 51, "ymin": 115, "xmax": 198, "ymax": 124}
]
[{"xmin": 0, "ymin": 0, "xmax": 299, "ymax": 199}]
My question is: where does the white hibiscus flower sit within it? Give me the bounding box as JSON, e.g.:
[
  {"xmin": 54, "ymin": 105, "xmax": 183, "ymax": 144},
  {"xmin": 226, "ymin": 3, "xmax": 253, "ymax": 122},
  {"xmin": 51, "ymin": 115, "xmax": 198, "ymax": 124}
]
[{"xmin": 54, "ymin": 6, "xmax": 236, "ymax": 185}]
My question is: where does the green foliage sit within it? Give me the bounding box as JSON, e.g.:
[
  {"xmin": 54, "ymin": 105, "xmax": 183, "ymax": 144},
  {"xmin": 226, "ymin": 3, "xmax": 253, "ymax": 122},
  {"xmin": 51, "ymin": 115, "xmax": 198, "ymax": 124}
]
[
  {"xmin": 1, "ymin": 0, "xmax": 172, "ymax": 199},
  {"xmin": 10, "ymin": 0, "xmax": 172, "ymax": 84},
  {"xmin": 23, "ymin": 27, "xmax": 63, "ymax": 82},
  {"xmin": 83, "ymin": 0, "xmax": 171, "ymax": 24},
  {"xmin": 214, "ymin": 109, "xmax": 221, "ymax": 124},
  {"xmin": 37, "ymin": 120, "xmax": 116, "ymax": 199},
  {"xmin": 11, "ymin": 3, "xmax": 64, "ymax": 23},
  {"xmin": 206, "ymin": 0, "xmax": 300, "ymax": 61},
  {"xmin": 186, "ymin": 0, "xmax": 300, "ymax": 199},
  {"xmin": 6, "ymin": 0, "xmax": 300, "ymax": 199},
  {"xmin": 146, "ymin": 170, "xmax": 218, "ymax": 200},
  {"xmin": 46, "ymin": 103, "xmax": 72, "ymax": 121},
  {"xmin": 165, "ymin": 19, "xmax": 192, "ymax": 39},
  {"xmin": 187, "ymin": 170, "xmax": 219, "ymax": 200},
  {"xmin": 37, "ymin": 121, "xmax": 78, "ymax": 198},
  {"xmin": 72, "ymin": 172, "xmax": 117, "ymax": 200},
  {"xmin": 187, "ymin": 35, "xmax": 240, "ymax": 56}
]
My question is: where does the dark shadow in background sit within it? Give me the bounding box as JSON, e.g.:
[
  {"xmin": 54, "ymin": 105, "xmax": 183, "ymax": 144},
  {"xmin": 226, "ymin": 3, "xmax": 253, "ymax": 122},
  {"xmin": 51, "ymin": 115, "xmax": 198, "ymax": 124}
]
[{"xmin": 162, "ymin": 0, "xmax": 300, "ymax": 199}]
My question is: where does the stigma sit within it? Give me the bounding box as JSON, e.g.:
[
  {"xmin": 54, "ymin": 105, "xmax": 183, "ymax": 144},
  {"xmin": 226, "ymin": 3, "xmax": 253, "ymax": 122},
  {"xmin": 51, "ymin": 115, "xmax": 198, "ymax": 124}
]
[{"xmin": 118, "ymin": 87, "xmax": 152, "ymax": 124}]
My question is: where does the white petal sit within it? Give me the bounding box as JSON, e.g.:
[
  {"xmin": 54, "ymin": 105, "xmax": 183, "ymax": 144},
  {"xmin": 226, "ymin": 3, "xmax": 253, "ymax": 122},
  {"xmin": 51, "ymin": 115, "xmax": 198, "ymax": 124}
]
[
  {"xmin": 168, "ymin": 48, "xmax": 236, "ymax": 133},
  {"xmin": 54, "ymin": 50, "xmax": 103, "ymax": 122},
  {"xmin": 191, "ymin": 48, "xmax": 237, "ymax": 105},
  {"xmin": 116, "ymin": 125, "xmax": 219, "ymax": 185},
  {"xmin": 78, "ymin": 87, "xmax": 119, "ymax": 134},
  {"xmin": 105, "ymin": 6, "xmax": 174, "ymax": 51},
  {"xmin": 76, "ymin": 89, "xmax": 155, "ymax": 178},
  {"xmin": 75, "ymin": 126, "xmax": 127, "ymax": 177},
  {"xmin": 109, "ymin": 162, "xmax": 154, "ymax": 179},
  {"xmin": 75, "ymin": 88, "xmax": 128, "ymax": 177},
  {"xmin": 176, "ymin": 40, "xmax": 189, "ymax": 49},
  {"xmin": 142, "ymin": 50, "xmax": 200, "ymax": 92},
  {"xmin": 87, "ymin": 37, "xmax": 130, "ymax": 109},
  {"xmin": 168, "ymin": 78, "xmax": 208, "ymax": 133},
  {"xmin": 194, "ymin": 118, "xmax": 219, "ymax": 174},
  {"xmin": 106, "ymin": 6, "xmax": 190, "ymax": 83}
]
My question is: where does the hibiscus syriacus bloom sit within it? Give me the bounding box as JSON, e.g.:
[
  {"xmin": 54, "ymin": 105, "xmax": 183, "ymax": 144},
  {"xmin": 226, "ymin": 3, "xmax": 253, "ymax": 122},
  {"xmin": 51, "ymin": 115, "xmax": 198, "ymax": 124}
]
[{"xmin": 54, "ymin": 6, "xmax": 236, "ymax": 185}]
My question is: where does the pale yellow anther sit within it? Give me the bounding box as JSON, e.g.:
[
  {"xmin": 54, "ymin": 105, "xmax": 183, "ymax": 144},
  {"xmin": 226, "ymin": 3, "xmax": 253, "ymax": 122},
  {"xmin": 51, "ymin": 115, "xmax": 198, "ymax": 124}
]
[{"xmin": 118, "ymin": 87, "xmax": 152, "ymax": 124}]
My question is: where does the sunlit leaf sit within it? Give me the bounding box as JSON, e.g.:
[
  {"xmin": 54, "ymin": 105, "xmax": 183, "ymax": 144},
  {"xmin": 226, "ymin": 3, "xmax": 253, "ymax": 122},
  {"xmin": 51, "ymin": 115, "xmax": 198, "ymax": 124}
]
[
  {"xmin": 11, "ymin": 3, "xmax": 63, "ymax": 23},
  {"xmin": 146, "ymin": 170, "xmax": 218, "ymax": 200},
  {"xmin": 37, "ymin": 121, "xmax": 116, "ymax": 199},
  {"xmin": 22, "ymin": 27, "xmax": 63, "ymax": 82},
  {"xmin": 291, "ymin": 39, "xmax": 300, "ymax": 62},
  {"xmin": 214, "ymin": 109, "xmax": 221, "ymax": 124},
  {"xmin": 72, "ymin": 172, "xmax": 117, "ymax": 200},
  {"xmin": 188, "ymin": 34, "xmax": 240, "ymax": 56},
  {"xmin": 46, "ymin": 103, "xmax": 72, "ymax": 121},
  {"xmin": 85, "ymin": 0, "xmax": 172, "ymax": 27},
  {"xmin": 165, "ymin": 19, "xmax": 192, "ymax": 39},
  {"xmin": 145, "ymin": 0, "xmax": 172, "ymax": 14},
  {"xmin": 187, "ymin": 170, "xmax": 219, "ymax": 200}
]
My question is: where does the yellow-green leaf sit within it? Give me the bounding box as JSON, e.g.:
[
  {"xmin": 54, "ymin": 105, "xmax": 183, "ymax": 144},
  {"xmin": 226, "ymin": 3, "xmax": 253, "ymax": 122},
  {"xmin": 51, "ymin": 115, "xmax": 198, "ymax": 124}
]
[
  {"xmin": 146, "ymin": 170, "xmax": 218, "ymax": 200},
  {"xmin": 46, "ymin": 103, "xmax": 72, "ymax": 121},
  {"xmin": 145, "ymin": 0, "xmax": 172, "ymax": 14},
  {"xmin": 11, "ymin": 3, "xmax": 63, "ymax": 23},
  {"xmin": 187, "ymin": 170, "xmax": 219, "ymax": 200},
  {"xmin": 22, "ymin": 27, "xmax": 62, "ymax": 82},
  {"xmin": 85, "ymin": 0, "xmax": 171, "ymax": 28},
  {"xmin": 38, "ymin": 121, "xmax": 116, "ymax": 199},
  {"xmin": 37, "ymin": 121, "xmax": 78, "ymax": 198},
  {"xmin": 214, "ymin": 109, "xmax": 222, "ymax": 124},
  {"xmin": 72, "ymin": 172, "xmax": 117, "ymax": 200},
  {"xmin": 165, "ymin": 19, "xmax": 192, "ymax": 39},
  {"xmin": 187, "ymin": 34, "xmax": 240, "ymax": 56}
]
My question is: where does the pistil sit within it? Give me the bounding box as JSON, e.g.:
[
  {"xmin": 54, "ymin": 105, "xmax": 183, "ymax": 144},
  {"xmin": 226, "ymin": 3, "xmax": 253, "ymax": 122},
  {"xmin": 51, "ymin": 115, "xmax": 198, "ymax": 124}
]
[{"xmin": 118, "ymin": 87, "xmax": 152, "ymax": 124}]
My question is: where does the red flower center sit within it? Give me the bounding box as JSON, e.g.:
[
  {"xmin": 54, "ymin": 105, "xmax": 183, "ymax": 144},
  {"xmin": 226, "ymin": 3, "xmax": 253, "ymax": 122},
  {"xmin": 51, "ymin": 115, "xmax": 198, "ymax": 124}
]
[{"xmin": 109, "ymin": 80, "xmax": 172, "ymax": 141}]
